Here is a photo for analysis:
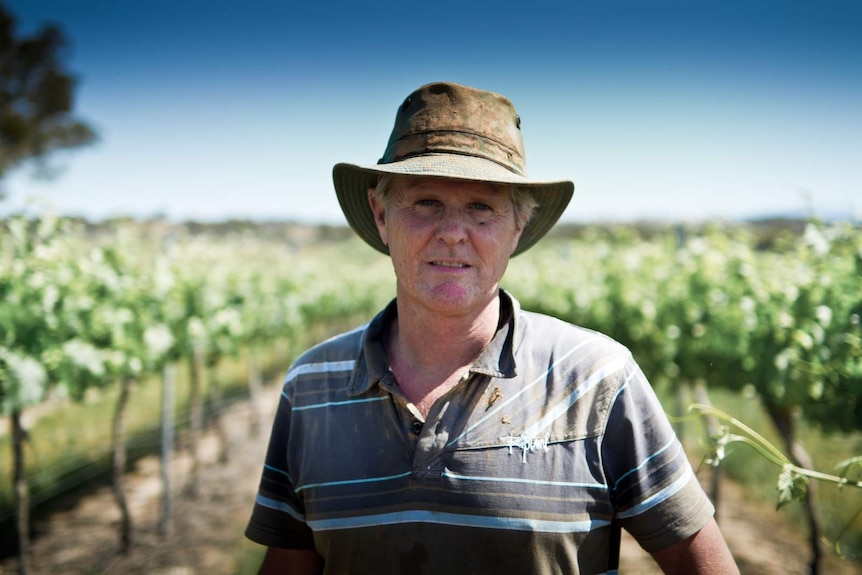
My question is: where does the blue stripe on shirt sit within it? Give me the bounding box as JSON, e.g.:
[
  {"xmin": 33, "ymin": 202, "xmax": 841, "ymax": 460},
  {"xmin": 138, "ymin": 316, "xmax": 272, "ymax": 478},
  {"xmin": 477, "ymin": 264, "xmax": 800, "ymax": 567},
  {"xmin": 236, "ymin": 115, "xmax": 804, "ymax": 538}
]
[
  {"xmin": 612, "ymin": 436, "xmax": 679, "ymax": 492},
  {"xmin": 616, "ymin": 464, "xmax": 693, "ymax": 519},
  {"xmin": 295, "ymin": 470, "xmax": 412, "ymax": 493},
  {"xmin": 256, "ymin": 494, "xmax": 306, "ymax": 522},
  {"xmin": 309, "ymin": 509, "xmax": 612, "ymax": 534},
  {"xmin": 443, "ymin": 469, "xmax": 607, "ymax": 490},
  {"xmin": 285, "ymin": 360, "xmax": 356, "ymax": 384},
  {"xmin": 292, "ymin": 395, "xmax": 389, "ymax": 411}
]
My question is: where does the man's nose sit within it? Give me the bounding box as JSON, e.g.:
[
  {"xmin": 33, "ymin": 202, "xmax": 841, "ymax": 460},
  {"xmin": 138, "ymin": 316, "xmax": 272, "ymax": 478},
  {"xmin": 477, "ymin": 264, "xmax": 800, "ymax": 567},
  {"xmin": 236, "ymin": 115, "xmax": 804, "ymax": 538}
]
[{"xmin": 435, "ymin": 209, "xmax": 469, "ymax": 244}]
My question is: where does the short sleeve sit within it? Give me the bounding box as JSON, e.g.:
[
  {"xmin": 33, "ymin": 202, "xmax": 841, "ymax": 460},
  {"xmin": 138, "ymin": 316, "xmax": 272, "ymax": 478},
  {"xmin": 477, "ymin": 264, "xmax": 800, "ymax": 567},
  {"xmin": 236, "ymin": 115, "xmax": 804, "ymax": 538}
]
[
  {"xmin": 601, "ymin": 361, "xmax": 714, "ymax": 552},
  {"xmin": 245, "ymin": 385, "xmax": 316, "ymax": 549}
]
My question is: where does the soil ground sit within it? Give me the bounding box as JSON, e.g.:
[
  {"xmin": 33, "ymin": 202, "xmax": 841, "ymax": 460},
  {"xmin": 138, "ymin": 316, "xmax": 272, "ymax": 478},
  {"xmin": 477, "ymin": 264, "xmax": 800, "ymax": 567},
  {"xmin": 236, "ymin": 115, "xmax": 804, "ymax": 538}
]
[{"xmin": 0, "ymin": 388, "xmax": 858, "ymax": 575}]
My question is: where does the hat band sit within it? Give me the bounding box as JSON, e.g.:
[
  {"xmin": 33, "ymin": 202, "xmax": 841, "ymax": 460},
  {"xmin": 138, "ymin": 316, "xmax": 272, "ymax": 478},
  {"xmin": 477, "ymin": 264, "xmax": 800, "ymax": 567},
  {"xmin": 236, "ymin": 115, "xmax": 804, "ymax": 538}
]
[{"xmin": 381, "ymin": 130, "xmax": 527, "ymax": 177}]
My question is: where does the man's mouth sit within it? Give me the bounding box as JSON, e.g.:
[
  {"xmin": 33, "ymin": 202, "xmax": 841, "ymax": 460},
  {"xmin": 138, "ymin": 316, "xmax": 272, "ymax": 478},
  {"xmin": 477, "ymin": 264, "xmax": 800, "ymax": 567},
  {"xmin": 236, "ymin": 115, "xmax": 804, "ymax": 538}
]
[{"xmin": 431, "ymin": 261, "xmax": 468, "ymax": 268}]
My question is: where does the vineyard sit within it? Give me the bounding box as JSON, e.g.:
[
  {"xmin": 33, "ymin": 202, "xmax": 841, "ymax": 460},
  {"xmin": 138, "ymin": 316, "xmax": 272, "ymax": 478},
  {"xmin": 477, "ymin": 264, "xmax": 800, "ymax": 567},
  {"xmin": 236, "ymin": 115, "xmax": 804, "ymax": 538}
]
[{"xmin": 1, "ymin": 213, "xmax": 861, "ymax": 573}]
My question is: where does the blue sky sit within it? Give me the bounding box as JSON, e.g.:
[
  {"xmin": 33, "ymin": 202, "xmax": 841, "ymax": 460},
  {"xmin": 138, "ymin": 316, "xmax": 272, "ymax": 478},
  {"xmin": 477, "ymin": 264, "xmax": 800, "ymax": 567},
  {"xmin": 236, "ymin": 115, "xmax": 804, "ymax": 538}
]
[{"xmin": 3, "ymin": 0, "xmax": 860, "ymax": 224}]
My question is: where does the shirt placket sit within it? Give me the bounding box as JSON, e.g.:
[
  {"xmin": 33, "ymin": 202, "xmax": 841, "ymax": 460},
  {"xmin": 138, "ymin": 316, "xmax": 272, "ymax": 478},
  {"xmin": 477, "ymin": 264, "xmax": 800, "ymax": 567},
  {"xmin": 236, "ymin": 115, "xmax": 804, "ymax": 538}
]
[{"xmin": 380, "ymin": 372, "xmax": 475, "ymax": 481}]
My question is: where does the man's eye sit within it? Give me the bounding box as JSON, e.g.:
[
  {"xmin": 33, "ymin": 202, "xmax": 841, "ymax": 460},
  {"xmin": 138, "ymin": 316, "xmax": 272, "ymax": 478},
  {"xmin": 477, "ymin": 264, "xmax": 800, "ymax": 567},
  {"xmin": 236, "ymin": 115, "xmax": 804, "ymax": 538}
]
[
  {"xmin": 471, "ymin": 203, "xmax": 492, "ymax": 211},
  {"xmin": 416, "ymin": 199, "xmax": 438, "ymax": 207}
]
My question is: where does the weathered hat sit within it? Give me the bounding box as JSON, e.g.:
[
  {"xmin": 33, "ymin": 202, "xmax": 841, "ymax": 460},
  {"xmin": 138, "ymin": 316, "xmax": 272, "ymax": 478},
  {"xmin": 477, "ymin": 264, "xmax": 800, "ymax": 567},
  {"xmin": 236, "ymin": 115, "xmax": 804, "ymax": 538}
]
[{"xmin": 333, "ymin": 82, "xmax": 574, "ymax": 256}]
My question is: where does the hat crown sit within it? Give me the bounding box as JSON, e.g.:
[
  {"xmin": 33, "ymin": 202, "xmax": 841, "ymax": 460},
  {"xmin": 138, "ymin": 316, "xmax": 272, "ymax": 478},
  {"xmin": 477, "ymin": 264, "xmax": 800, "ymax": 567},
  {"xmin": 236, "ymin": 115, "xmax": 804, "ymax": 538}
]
[
  {"xmin": 379, "ymin": 82, "xmax": 527, "ymax": 177},
  {"xmin": 333, "ymin": 81, "xmax": 574, "ymax": 258}
]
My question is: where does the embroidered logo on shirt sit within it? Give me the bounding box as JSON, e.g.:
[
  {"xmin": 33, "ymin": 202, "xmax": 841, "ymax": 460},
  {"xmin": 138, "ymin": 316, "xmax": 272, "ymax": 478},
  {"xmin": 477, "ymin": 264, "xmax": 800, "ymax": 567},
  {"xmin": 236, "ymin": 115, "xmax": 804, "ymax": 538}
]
[{"xmin": 501, "ymin": 431, "xmax": 551, "ymax": 463}]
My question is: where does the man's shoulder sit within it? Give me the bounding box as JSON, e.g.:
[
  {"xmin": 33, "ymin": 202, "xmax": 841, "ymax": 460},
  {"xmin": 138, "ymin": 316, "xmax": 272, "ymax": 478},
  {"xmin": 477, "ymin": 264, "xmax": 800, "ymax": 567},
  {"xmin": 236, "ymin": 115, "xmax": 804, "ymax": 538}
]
[
  {"xmin": 279, "ymin": 323, "xmax": 370, "ymax": 403},
  {"xmin": 518, "ymin": 308, "xmax": 630, "ymax": 357},
  {"xmin": 292, "ymin": 323, "xmax": 368, "ymax": 367}
]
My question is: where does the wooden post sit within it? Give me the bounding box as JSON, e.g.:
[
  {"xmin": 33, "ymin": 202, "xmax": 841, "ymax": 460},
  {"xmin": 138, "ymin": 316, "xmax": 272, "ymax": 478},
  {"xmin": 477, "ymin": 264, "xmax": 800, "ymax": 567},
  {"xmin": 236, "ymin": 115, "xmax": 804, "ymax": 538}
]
[
  {"xmin": 11, "ymin": 411, "xmax": 31, "ymax": 575},
  {"xmin": 159, "ymin": 363, "xmax": 175, "ymax": 536},
  {"xmin": 112, "ymin": 377, "xmax": 134, "ymax": 553},
  {"xmin": 247, "ymin": 350, "xmax": 263, "ymax": 436},
  {"xmin": 186, "ymin": 348, "xmax": 205, "ymax": 498},
  {"xmin": 206, "ymin": 356, "xmax": 230, "ymax": 464}
]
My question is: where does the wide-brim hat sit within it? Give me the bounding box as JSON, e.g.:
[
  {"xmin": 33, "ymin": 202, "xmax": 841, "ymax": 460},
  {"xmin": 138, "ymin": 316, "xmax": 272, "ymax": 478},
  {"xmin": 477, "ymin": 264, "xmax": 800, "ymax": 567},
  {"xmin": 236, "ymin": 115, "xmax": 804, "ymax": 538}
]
[{"xmin": 333, "ymin": 82, "xmax": 574, "ymax": 257}]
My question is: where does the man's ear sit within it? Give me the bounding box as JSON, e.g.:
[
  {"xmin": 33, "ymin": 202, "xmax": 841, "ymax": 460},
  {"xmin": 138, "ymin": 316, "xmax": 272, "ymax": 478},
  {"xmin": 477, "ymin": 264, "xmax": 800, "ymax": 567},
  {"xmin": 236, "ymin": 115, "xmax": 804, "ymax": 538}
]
[
  {"xmin": 510, "ymin": 223, "xmax": 524, "ymax": 256},
  {"xmin": 367, "ymin": 187, "xmax": 388, "ymax": 246}
]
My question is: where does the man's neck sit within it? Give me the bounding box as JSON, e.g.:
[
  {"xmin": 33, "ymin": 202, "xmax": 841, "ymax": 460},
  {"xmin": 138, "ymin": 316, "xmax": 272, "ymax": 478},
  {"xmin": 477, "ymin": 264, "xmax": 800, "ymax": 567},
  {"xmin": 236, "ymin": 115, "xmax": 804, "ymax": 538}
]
[
  {"xmin": 392, "ymin": 294, "xmax": 500, "ymax": 368},
  {"xmin": 385, "ymin": 293, "xmax": 501, "ymax": 416}
]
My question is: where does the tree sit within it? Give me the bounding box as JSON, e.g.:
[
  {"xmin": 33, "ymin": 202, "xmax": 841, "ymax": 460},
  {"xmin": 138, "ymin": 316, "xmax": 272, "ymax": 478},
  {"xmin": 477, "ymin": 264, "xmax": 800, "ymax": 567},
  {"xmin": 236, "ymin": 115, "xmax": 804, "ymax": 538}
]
[{"xmin": 0, "ymin": 2, "xmax": 96, "ymax": 189}]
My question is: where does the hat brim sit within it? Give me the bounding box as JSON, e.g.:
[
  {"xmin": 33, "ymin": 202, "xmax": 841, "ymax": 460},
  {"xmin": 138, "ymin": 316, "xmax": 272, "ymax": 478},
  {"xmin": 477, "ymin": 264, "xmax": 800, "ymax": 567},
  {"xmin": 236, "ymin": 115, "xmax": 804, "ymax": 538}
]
[{"xmin": 333, "ymin": 154, "xmax": 574, "ymax": 257}]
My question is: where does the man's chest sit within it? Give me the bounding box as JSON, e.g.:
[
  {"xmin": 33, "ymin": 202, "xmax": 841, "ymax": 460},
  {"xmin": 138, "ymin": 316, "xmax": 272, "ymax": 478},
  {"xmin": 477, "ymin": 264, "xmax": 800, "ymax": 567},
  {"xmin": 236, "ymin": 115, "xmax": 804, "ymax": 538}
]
[{"xmin": 287, "ymin": 378, "xmax": 614, "ymax": 525}]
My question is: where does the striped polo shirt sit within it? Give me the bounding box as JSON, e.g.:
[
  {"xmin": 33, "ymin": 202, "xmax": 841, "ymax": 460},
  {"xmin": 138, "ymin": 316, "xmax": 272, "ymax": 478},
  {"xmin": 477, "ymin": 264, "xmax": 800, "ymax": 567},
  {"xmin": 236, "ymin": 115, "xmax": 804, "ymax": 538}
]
[{"xmin": 246, "ymin": 291, "xmax": 713, "ymax": 574}]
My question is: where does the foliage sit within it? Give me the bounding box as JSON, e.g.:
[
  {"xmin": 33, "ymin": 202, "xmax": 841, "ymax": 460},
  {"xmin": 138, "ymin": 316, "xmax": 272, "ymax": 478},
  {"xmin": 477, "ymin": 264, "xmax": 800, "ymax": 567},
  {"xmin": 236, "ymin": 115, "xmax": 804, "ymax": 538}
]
[
  {"xmin": 505, "ymin": 221, "xmax": 862, "ymax": 433},
  {"xmin": 3, "ymin": 214, "xmax": 858, "ymax": 441},
  {"xmin": 0, "ymin": 214, "xmax": 394, "ymax": 423},
  {"xmin": 0, "ymin": 2, "xmax": 96, "ymax": 183}
]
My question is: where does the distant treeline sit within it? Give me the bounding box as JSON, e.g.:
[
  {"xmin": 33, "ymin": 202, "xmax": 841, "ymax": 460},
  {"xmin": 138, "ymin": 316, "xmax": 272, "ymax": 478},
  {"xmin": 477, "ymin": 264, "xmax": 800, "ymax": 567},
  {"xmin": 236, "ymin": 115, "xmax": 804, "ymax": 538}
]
[{"xmin": 4, "ymin": 214, "xmax": 851, "ymax": 251}]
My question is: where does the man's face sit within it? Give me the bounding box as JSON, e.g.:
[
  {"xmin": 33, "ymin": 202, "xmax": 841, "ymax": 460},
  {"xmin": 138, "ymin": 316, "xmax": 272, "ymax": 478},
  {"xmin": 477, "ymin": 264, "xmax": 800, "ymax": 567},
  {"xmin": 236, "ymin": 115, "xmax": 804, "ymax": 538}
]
[{"xmin": 368, "ymin": 177, "xmax": 524, "ymax": 318}]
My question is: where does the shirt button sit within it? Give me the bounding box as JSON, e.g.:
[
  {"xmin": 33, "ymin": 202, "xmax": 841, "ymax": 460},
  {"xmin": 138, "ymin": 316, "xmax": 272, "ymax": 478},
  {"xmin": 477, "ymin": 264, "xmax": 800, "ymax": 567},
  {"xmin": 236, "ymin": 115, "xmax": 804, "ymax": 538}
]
[{"xmin": 411, "ymin": 420, "xmax": 423, "ymax": 434}]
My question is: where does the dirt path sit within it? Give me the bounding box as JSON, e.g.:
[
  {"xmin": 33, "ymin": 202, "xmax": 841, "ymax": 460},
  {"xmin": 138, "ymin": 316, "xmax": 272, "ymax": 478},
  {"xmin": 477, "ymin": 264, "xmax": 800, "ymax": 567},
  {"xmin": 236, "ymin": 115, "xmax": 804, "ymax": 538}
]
[
  {"xmin": 0, "ymin": 396, "xmax": 270, "ymax": 575},
  {"xmin": 1, "ymin": 388, "xmax": 858, "ymax": 574}
]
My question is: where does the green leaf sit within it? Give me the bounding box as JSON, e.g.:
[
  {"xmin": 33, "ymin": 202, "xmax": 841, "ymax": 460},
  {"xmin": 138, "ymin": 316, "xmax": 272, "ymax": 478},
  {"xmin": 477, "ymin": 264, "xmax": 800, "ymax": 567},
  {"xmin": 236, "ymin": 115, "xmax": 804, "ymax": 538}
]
[
  {"xmin": 835, "ymin": 456, "xmax": 862, "ymax": 481},
  {"xmin": 776, "ymin": 465, "xmax": 809, "ymax": 510},
  {"xmin": 0, "ymin": 347, "xmax": 48, "ymax": 412}
]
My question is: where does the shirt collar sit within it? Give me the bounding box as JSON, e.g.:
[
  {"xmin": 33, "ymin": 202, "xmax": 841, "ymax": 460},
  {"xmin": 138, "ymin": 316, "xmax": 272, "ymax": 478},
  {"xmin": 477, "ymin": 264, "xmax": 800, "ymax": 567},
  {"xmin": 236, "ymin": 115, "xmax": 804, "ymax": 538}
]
[{"xmin": 348, "ymin": 290, "xmax": 520, "ymax": 397}]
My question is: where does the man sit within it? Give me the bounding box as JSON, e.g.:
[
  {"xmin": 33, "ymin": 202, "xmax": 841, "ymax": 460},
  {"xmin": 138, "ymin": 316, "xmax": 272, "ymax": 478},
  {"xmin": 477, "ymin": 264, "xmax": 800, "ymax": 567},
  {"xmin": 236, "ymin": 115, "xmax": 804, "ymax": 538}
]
[{"xmin": 246, "ymin": 81, "xmax": 739, "ymax": 574}]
